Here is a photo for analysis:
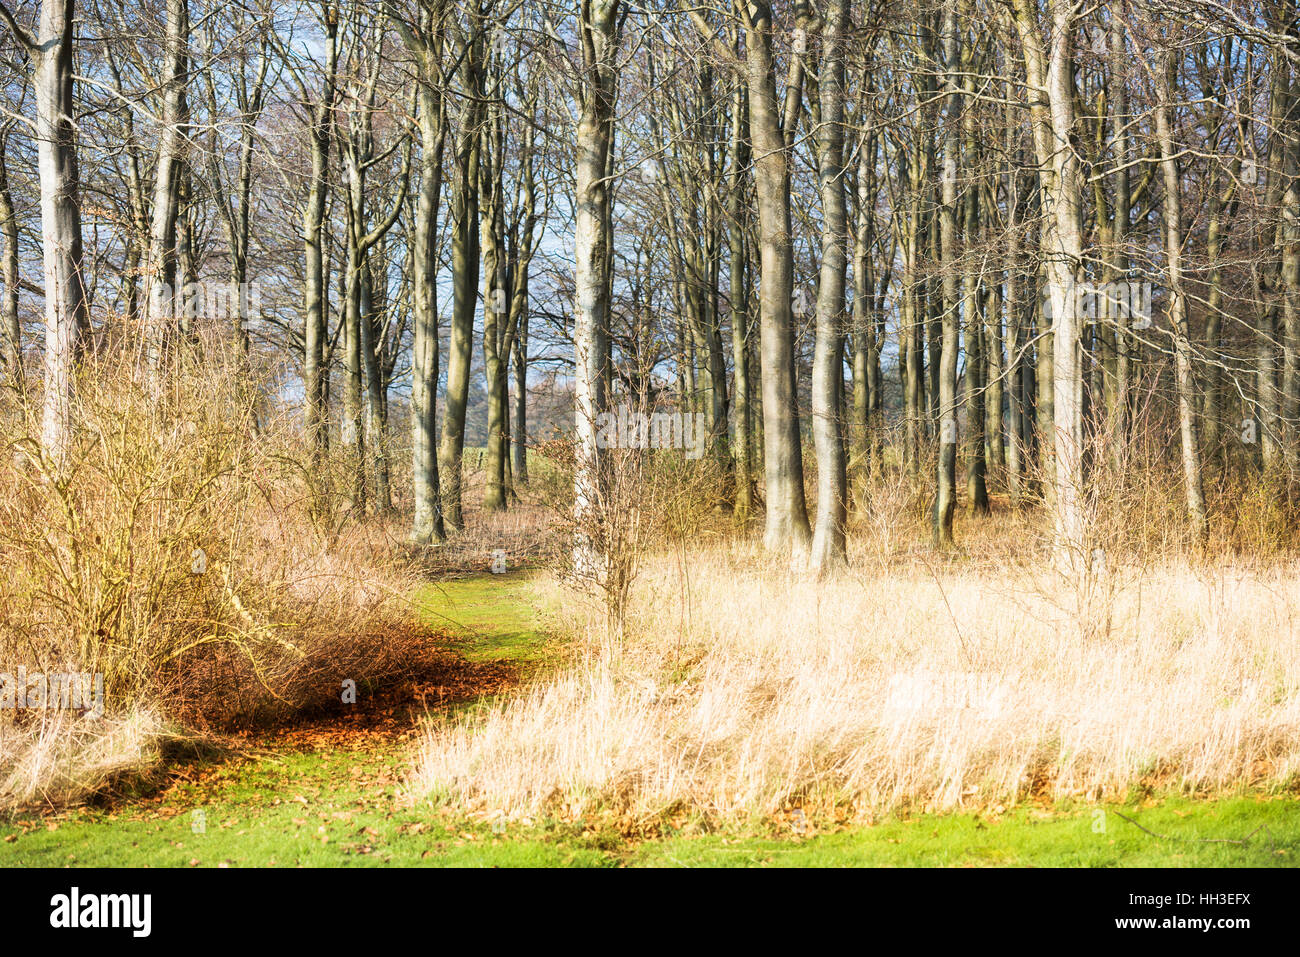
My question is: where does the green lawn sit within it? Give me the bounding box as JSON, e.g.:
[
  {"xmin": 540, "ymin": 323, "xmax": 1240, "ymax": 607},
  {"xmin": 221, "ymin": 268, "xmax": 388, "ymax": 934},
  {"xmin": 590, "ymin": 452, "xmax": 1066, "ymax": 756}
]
[{"xmin": 2, "ymin": 572, "xmax": 1296, "ymax": 868}]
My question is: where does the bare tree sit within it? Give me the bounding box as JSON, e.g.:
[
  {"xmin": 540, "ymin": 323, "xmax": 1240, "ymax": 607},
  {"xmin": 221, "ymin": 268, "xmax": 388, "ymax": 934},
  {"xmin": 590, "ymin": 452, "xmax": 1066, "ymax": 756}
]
[
  {"xmin": 573, "ymin": 0, "xmax": 622, "ymax": 575},
  {"xmin": 0, "ymin": 0, "xmax": 89, "ymax": 463},
  {"xmin": 743, "ymin": 0, "xmax": 810, "ymax": 559},
  {"xmin": 809, "ymin": 0, "xmax": 849, "ymax": 571}
]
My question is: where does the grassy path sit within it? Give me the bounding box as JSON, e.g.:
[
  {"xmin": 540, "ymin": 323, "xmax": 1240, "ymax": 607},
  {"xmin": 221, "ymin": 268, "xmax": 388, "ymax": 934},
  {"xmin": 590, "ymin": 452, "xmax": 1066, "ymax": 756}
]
[{"xmin": 1, "ymin": 571, "xmax": 1297, "ymax": 867}]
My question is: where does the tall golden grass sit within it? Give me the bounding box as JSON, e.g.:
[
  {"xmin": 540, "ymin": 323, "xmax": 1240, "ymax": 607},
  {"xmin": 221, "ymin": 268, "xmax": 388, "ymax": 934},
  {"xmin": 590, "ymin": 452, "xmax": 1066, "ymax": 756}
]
[{"xmin": 410, "ymin": 537, "xmax": 1300, "ymax": 825}]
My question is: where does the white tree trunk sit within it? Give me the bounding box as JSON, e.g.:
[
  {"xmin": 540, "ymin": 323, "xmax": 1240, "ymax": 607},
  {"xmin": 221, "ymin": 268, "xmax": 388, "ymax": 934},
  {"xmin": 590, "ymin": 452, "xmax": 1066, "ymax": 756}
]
[{"xmin": 573, "ymin": 0, "xmax": 620, "ymax": 577}]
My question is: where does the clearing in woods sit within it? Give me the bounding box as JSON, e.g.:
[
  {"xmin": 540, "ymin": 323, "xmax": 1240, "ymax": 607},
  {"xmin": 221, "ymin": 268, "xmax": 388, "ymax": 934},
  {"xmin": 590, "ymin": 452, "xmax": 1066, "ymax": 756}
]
[{"xmin": 0, "ymin": 572, "xmax": 1296, "ymax": 868}]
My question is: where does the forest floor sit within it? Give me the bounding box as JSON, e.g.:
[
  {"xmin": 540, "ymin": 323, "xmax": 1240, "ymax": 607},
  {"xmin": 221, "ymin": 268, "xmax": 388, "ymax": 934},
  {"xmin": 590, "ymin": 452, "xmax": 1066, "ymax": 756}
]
[{"xmin": 1, "ymin": 572, "xmax": 1297, "ymax": 868}]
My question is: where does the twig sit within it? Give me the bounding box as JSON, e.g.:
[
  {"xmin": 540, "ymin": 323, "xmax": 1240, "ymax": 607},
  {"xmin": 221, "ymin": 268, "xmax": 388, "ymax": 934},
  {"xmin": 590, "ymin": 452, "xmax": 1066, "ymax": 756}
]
[
  {"xmin": 1110, "ymin": 810, "xmax": 1275, "ymax": 853},
  {"xmin": 915, "ymin": 549, "xmax": 974, "ymax": 667}
]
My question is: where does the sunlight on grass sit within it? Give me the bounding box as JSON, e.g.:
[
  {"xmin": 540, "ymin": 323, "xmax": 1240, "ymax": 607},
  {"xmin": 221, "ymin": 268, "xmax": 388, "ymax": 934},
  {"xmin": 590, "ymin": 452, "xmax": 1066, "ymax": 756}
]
[{"xmin": 414, "ymin": 572, "xmax": 563, "ymax": 669}]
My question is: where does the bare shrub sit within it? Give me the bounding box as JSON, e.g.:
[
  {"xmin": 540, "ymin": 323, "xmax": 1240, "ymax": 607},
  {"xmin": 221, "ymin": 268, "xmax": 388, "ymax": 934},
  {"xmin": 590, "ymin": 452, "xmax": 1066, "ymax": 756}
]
[
  {"xmin": 0, "ymin": 345, "xmax": 433, "ymax": 806},
  {"xmin": 533, "ymin": 399, "xmax": 727, "ymax": 641}
]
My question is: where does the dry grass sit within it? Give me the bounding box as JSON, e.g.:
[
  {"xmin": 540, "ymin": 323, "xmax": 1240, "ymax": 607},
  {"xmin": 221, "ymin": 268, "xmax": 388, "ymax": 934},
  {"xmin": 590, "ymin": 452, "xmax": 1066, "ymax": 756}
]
[
  {"xmin": 410, "ymin": 538, "xmax": 1300, "ymax": 825},
  {"xmin": 0, "ymin": 708, "xmax": 181, "ymax": 809}
]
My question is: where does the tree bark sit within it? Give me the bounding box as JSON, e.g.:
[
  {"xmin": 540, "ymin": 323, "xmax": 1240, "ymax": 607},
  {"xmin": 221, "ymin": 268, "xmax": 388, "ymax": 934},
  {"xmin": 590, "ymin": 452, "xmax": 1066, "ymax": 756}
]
[
  {"xmin": 386, "ymin": 0, "xmax": 448, "ymax": 543},
  {"xmin": 809, "ymin": 0, "xmax": 849, "ymax": 572},
  {"xmin": 1, "ymin": 0, "xmax": 92, "ymax": 463},
  {"xmin": 573, "ymin": 0, "xmax": 620, "ymax": 576},
  {"xmin": 744, "ymin": 0, "xmax": 810, "ymax": 559},
  {"xmin": 1011, "ymin": 0, "xmax": 1086, "ymax": 567},
  {"xmin": 934, "ymin": 0, "xmax": 961, "ymax": 545},
  {"xmin": 0, "ymin": 126, "xmax": 22, "ymax": 389},
  {"xmin": 1154, "ymin": 50, "xmax": 1210, "ymax": 543},
  {"xmin": 142, "ymin": 0, "xmax": 188, "ymax": 372},
  {"xmin": 728, "ymin": 80, "xmax": 753, "ymax": 519},
  {"xmin": 439, "ymin": 22, "xmax": 483, "ymax": 529},
  {"xmin": 300, "ymin": 4, "xmax": 338, "ymax": 466}
]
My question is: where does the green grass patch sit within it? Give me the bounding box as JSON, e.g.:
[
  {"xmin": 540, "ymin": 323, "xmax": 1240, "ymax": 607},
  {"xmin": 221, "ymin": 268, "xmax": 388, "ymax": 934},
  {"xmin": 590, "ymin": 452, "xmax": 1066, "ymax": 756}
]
[
  {"xmin": 0, "ymin": 741, "xmax": 611, "ymax": 867},
  {"xmin": 627, "ymin": 797, "xmax": 1298, "ymax": 867},
  {"xmin": 3, "ymin": 738, "xmax": 1293, "ymax": 868},
  {"xmin": 414, "ymin": 571, "xmax": 561, "ymax": 670}
]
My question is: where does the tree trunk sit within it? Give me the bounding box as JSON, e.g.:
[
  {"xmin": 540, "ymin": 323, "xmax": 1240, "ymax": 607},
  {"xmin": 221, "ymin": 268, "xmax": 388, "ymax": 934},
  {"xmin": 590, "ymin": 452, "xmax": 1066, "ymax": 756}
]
[
  {"xmin": 301, "ymin": 8, "xmax": 337, "ymax": 466},
  {"xmin": 509, "ymin": 95, "xmax": 541, "ymax": 490},
  {"xmin": 851, "ymin": 119, "xmax": 878, "ymax": 495},
  {"xmin": 481, "ymin": 98, "xmax": 508, "ymax": 512},
  {"xmin": 1011, "ymin": 0, "xmax": 1086, "ymax": 567},
  {"xmin": 573, "ymin": 0, "xmax": 620, "ymax": 576},
  {"xmin": 411, "ymin": 70, "xmax": 448, "ymax": 543},
  {"xmin": 744, "ymin": 0, "xmax": 811, "ymax": 560},
  {"xmin": 439, "ymin": 25, "xmax": 483, "ymax": 530},
  {"xmin": 0, "ymin": 128, "xmax": 22, "ymax": 389},
  {"xmin": 342, "ymin": 226, "xmax": 367, "ymax": 510},
  {"xmin": 728, "ymin": 81, "xmax": 753, "ymax": 519},
  {"xmin": 964, "ymin": 173, "xmax": 988, "ymax": 514},
  {"xmin": 142, "ymin": 0, "xmax": 188, "ymax": 372},
  {"xmin": 15, "ymin": 0, "xmax": 90, "ymax": 463},
  {"xmin": 1005, "ymin": 142, "xmax": 1024, "ymax": 502},
  {"xmin": 809, "ymin": 0, "xmax": 848, "ymax": 573},
  {"xmin": 385, "ymin": 2, "xmax": 450, "ymax": 543},
  {"xmin": 1154, "ymin": 51, "xmax": 1210, "ymax": 543},
  {"xmin": 1108, "ymin": 13, "xmax": 1131, "ymax": 471},
  {"xmin": 934, "ymin": 0, "xmax": 961, "ymax": 545}
]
